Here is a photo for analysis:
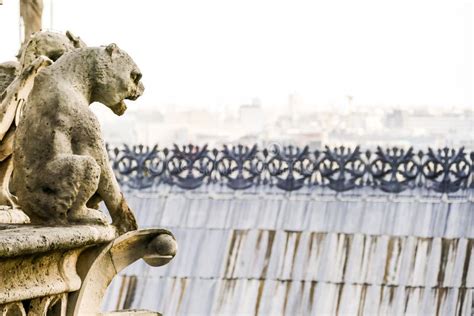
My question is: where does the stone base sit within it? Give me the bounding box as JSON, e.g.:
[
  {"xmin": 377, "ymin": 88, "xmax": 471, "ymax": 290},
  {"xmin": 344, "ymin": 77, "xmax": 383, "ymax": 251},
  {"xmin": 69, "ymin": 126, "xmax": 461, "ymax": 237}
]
[{"xmin": 0, "ymin": 224, "xmax": 177, "ymax": 315}]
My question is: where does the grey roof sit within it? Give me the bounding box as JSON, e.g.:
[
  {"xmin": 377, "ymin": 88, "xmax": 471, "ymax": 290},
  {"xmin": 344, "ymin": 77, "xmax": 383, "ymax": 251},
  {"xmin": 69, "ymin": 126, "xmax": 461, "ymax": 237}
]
[
  {"xmin": 127, "ymin": 187, "xmax": 473, "ymax": 238},
  {"xmin": 103, "ymin": 187, "xmax": 473, "ymax": 315},
  {"xmin": 113, "ymin": 228, "xmax": 474, "ymax": 287},
  {"xmin": 105, "ymin": 277, "xmax": 471, "ymax": 315}
]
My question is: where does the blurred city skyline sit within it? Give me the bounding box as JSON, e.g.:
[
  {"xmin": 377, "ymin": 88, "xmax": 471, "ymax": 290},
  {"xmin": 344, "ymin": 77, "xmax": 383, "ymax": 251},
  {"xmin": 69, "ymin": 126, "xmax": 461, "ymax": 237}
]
[
  {"xmin": 1, "ymin": 0, "xmax": 473, "ymax": 110},
  {"xmin": 96, "ymin": 98, "xmax": 473, "ymax": 149}
]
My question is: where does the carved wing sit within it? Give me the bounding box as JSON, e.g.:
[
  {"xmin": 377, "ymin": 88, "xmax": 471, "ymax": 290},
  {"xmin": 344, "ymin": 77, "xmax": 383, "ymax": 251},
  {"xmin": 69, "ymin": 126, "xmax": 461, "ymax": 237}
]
[
  {"xmin": 0, "ymin": 56, "xmax": 52, "ymax": 206},
  {"xmin": 0, "ymin": 56, "xmax": 52, "ymax": 147}
]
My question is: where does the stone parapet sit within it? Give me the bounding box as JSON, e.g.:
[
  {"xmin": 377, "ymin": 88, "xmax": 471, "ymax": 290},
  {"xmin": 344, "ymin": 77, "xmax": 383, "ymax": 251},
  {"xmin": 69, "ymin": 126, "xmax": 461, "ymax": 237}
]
[{"xmin": 0, "ymin": 219, "xmax": 177, "ymax": 315}]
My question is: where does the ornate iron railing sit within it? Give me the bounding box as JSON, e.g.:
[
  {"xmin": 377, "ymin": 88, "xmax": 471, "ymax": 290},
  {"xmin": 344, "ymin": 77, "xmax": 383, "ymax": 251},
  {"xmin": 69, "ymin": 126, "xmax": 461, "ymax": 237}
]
[{"xmin": 107, "ymin": 145, "xmax": 473, "ymax": 194}]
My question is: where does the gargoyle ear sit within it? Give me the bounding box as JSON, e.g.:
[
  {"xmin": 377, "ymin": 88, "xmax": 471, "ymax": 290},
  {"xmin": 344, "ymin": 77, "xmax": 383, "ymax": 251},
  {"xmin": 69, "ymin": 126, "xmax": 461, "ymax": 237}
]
[
  {"xmin": 66, "ymin": 30, "xmax": 86, "ymax": 48},
  {"xmin": 105, "ymin": 43, "xmax": 119, "ymax": 57}
]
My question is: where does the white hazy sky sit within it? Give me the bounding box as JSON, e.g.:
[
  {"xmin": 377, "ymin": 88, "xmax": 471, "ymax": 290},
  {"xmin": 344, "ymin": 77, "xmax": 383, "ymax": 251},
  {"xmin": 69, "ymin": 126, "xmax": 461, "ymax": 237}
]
[{"xmin": 0, "ymin": 0, "xmax": 473, "ymax": 110}]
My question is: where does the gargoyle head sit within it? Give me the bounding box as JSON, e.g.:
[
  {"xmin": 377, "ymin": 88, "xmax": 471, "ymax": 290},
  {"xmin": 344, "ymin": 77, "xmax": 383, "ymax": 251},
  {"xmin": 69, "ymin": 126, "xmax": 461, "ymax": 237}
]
[{"xmin": 94, "ymin": 43, "xmax": 145, "ymax": 116}]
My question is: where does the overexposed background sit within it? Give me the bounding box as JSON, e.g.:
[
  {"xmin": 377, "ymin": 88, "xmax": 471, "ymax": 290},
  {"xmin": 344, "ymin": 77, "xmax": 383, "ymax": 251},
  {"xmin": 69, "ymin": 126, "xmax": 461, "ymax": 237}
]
[
  {"xmin": 1, "ymin": 0, "xmax": 472, "ymax": 109},
  {"xmin": 0, "ymin": 0, "xmax": 472, "ymax": 148}
]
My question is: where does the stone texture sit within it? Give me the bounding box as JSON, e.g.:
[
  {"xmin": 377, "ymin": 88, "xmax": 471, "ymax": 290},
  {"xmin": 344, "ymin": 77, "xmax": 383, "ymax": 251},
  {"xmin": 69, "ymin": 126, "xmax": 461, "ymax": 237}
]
[
  {"xmin": 0, "ymin": 249, "xmax": 83, "ymax": 305},
  {"xmin": 28, "ymin": 294, "xmax": 67, "ymax": 316},
  {"xmin": 0, "ymin": 56, "xmax": 51, "ymax": 208},
  {"xmin": 0, "ymin": 207, "xmax": 30, "ymax": 224},
  {"xmin": 0, "ymin": 31, "xmax": 86, "ymax": 209},
  {"xmin": 1, "ymin": 32, "xmax": 143, "ymax": 234},
  {"xmin": 0, "ymin": 29, "xmax": 176, "ymax": 315},
  {"xmin": 12, "ymin": 44, "xmax": 144, "ymax": 233},
  {"xmin": 0, "ymin": 302, "xmax": 26, "ymax": 315},
  {"xmin": 0, "ymin": 224, "xmax": 176, "ymax": 314},
  {"xmin": 0, "ymin": 224, "xmax": 117, "ymax": 305},
  {"xmin": 0, "ymin": 61, "xmax": 19, "ymax": 95},
  {"xmin": 18, "ymin": 31, "xmax": 86, "ymax": 72},
  {"xmin": 1, "ymin": 31, "xmax": 83, "ymax": 99},
  {"xmin": 68, "ymin": 229, "xmax": 176, "ymax": 315},
  {"xmin": 0, "ymin": 224, "xmax": 117, "ymax": 258}
]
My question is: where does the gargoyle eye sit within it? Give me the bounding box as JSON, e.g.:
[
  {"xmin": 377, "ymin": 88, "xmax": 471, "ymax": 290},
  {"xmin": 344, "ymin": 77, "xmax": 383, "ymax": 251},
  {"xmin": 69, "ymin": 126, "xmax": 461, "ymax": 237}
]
[{"xmin": 131, "ymin": 71, "xmax": 142, "ymax": 84}]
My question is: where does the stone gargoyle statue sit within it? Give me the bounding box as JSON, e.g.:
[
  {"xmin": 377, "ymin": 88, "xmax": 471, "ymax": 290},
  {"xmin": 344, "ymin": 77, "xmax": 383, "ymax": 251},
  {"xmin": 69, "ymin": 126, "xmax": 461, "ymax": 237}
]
[
  {"xmin": 0, "ymin": 30, "xmax": 86, "ymax": 207},
  {"xmin": 0, "ymin": 32, "xmax": 143, "ymax": 234},
  {"xmin": 0, "ymin": 32, "xmax": 177, "ymax": 316},
  {"xmin": 11, "ymin": 43, "xmax": 144, "ymax": 233}
]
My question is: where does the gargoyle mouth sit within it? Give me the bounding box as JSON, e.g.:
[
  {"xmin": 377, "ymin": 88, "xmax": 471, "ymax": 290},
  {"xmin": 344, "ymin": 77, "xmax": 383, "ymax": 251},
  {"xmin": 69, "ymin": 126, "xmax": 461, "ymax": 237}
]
[
  {"xmin": 126, "ymin": 93, "xmax": 140, "ymax": 101},
  {"xmin": 127, "ymin": 82, "xmax": 145, "ymax": 101},
  {"xmin": 111, "ymin": 100, "xmax": 127, "ymax": 116}
]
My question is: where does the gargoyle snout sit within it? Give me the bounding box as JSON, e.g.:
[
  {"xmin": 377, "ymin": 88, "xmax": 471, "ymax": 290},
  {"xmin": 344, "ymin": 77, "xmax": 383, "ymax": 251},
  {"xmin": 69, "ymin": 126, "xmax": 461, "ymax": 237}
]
[
  {"xmin": 137, "ymin": 81, "xmax": 145, "ymax": 97},
  {"xmin": 127, "ymin": 81, "xmax": 144, "ymax": 101}
]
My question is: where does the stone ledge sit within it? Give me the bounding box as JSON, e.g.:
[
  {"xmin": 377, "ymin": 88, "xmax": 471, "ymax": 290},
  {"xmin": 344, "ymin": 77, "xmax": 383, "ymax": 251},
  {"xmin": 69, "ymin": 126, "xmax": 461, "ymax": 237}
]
[
  {"xmin": 0, "ymin": 225, "xmax": 177, "ymax": 314},
  {"xmin": 0, "ymin": 224, "xmax": 118, "ymax": 258}
]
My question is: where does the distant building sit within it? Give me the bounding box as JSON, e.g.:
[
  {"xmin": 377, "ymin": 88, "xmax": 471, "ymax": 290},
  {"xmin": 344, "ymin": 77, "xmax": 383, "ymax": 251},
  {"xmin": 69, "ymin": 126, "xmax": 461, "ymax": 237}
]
[
  {"xmin": 238, "ymin": 101, "xmax": 265, "ymax": 134},
  {"xmin": 100, "ymin": 104, "xmax": 473, "ymax": 150}
]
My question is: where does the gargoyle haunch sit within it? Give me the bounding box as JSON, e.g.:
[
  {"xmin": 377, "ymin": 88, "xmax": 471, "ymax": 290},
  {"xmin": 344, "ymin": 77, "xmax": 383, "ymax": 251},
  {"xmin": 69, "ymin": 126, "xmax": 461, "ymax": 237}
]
[{"xmin": 0, "ymin": 31, "xmax": 143, "ymax": 234}]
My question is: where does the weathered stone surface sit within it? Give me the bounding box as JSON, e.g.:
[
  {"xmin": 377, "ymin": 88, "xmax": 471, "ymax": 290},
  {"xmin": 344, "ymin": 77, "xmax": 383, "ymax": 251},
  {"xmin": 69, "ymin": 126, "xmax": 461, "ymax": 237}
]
[
  {"xmin": 0, "ymin": 224, "xmax": 116, "ymax": 305},
  {"xmin": 0, "ymin": 301, "xmax": 26, "ymax": 315},
  {"xmin": 12, "ymin": 44, "xmax": 144, "ymax": 233},
  {"xmin": 0, "ymin": 56, "xmax": 51, "ymax": 208},
  {"xmin": 0, "ymin": 31, "xmax": 84, "ymax": 99},
  {"xmin": 0, "ymin": 31, "xmax": 86, "ymax": 209},
  {"xmin": 0, "ymin": 225, "xmax": 176, "ymax": 315},
  {"xmin": 0, "ymin": 224, "xmax": 117, "ymax": 258},
  {"xmin": 0, "ymin": 248, "xmax": 82, "ymax": 304},
  {"xmin": 28, "ymin": 294, "xmax": 67, "ymax": 316},
  {"xmin": 0, "ymin": 61, "xmax": 19, "ymax": 95},
  {"xmin": 0, "ymin": 28, "xmax": 174, "ymax": 315},
  {"xmin": 0, "ymin": 57, "xmax": 48, "ymax": 140},
  {"xmin": 0, "ymin": 207, "xmax": 30, "ymax": 224},
  {"xmin": 69, "ymin": 229, "xmax": 176, "ymax": 316},
  {"xmin": 143, "ymin": 233, "xmax": 178, "ymax": 267},
  {"xmin": 18, "ymin": 31, "xmax": 86, "ymax": 72}
]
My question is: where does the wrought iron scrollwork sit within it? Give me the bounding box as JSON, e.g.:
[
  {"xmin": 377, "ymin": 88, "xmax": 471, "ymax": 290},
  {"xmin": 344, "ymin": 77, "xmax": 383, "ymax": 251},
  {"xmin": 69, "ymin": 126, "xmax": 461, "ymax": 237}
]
[
  {"xmin": 166, "ymin": 145, "xmax": 214, "ymax": 189},
  {"xmin": 107, "ymin": 144, "xmax": 473, "ymax": 193},
  {"xmin": 107, "ymin": 144, "xmax": 164, "ymax": 190},
  {"xmin": 421, "ymin": 148, "xmax": 471, "ymax": 193},
  {"xmin": 267, "ymin": 145, "xmax": 314, "ymax": 191},
  {"xmin": 319, "ymin": 146, "xmax": 366, "ymax": 192},
  {"xmin": 216, "ymin": 145, "xmax": 264, "ymax": 190},
  {"xmin": 369, "ymin": 147, "xmax": 419, "ymax": 193}
]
